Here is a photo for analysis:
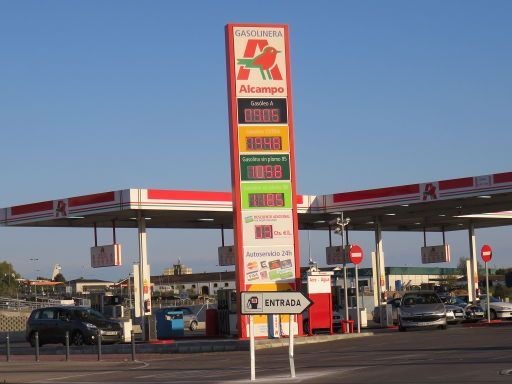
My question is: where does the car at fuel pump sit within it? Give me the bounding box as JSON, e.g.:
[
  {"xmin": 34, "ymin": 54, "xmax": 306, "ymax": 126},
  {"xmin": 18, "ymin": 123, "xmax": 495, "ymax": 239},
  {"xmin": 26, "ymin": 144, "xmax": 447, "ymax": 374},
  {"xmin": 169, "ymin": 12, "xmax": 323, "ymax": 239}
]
[
  {"xmin": 398, "ymin": 291, "xmax": 447, "ymax": 331},
  {"xmin": 26, "ymin": 306, "xmax": 122, "ymax": 346},
  {"xmin": 478, "ymin": 295, "xmax": 512, "ymax": 320}
]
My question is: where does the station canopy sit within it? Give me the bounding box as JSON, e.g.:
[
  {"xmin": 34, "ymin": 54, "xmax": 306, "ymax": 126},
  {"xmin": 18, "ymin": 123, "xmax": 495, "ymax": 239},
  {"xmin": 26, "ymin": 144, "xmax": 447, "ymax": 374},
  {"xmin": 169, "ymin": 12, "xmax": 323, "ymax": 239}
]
[{"xmin": 1, "ymin": 171, "xmax": 512, "ymax": 232}]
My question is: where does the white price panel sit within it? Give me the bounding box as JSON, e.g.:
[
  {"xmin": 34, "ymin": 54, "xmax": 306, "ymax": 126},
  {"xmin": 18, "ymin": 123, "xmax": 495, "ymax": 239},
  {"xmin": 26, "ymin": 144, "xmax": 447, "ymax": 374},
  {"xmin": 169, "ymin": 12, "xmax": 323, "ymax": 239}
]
[
  {"xmin": 242, "ymin": 210, "xmax": 294, "ymax": 246},
  {"xmin": 243, "ymin": 245, "xmax": 295, "ymax": 284}
]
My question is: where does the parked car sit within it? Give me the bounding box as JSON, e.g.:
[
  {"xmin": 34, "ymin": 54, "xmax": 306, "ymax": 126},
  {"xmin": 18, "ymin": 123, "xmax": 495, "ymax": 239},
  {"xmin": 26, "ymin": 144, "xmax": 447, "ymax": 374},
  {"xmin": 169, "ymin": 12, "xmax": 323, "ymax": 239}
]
[
  {"xmin": 302, "ymin": 309, "xmax": 343, "ymax": 333},
  {"xmin": 439, "ymin": 295, "xmax": 466, "ymax": 324},
  {"xmin": 165, "ymin": 307, "xmax": 199, "ymax": 331},
  {"xmin": 478, "ymin": 295, "xmax": 512, "ymax": 320},
  {"xmin": 444, "ymin": 304, "xmax": 465, "ymax": 324},
  {"xmin": 26, "ymin": 306, "xmax": 122, "ymax": 346},
  {"xmin": 440, "ymin": 295, "xmax": 484, "ymax": 322},
  {"xmin": 398, "ymin": 291, "xmax": 447, "ymax": 332},
  {"xmin": 464, "ymin": 304, "xmax": 486, "ymax": 322},
  {"xmin": 372, "ymin": 297, "xmax": 401, "ymax": 325}
]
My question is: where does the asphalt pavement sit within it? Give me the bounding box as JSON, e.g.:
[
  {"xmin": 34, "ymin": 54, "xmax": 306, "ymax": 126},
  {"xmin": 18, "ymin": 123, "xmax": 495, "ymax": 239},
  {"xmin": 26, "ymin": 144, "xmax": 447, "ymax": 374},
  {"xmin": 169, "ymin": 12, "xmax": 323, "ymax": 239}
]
[{"xmin": 0, "ymin": 325, "xmax": 511, "ymax": 383}]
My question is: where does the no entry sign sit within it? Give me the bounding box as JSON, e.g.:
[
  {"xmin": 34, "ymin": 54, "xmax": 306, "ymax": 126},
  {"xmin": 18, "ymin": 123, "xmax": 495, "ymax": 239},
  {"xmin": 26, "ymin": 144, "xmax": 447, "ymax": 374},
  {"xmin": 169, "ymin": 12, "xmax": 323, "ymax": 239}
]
[
  {"xmin": 349, "ymin": 244, "xmax": 364, "ymax": 265},
  {"xmin": 480, "ymin": 244, "xmax": 493, "ymax": 263}
]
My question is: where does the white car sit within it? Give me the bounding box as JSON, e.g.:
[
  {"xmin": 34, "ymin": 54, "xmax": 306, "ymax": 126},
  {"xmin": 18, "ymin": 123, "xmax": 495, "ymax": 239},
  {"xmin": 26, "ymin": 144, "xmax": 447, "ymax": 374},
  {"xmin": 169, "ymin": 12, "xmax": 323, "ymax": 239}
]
[{"xmin": 478, "ymin": 295, "xmax": 512, "ymax": 320}]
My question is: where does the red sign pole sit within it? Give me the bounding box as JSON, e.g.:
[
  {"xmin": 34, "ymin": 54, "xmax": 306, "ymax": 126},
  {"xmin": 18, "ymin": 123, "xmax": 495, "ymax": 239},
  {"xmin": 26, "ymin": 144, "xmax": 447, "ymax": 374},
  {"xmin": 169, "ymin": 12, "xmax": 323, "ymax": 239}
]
[
  {"xmin": 349, "ymin": 244, "xmax": 364, "ymax": 333},
  {"xmin": 480, "ymin": 245, "xmax": 493, "ymax": 323}
]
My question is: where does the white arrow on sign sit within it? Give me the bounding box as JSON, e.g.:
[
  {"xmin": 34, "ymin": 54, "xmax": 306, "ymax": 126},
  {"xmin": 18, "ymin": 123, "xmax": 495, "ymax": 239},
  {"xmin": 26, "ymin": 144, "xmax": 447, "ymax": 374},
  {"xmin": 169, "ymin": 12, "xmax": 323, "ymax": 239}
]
[{"xmin": 241, "ymin": 291, "xmax": 312, "ymax": 315}]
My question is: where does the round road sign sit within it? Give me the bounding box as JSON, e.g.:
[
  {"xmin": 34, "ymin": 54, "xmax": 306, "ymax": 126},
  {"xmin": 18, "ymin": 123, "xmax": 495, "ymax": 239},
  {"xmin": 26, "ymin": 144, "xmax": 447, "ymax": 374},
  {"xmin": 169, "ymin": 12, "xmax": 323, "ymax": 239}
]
[
  {"xmin": 349, "ymin": 244, "xmax": 364, "ymax": 265},
  {"xmin": 480, "ymin": 244, "xmax": 493, "ymax": 263}
]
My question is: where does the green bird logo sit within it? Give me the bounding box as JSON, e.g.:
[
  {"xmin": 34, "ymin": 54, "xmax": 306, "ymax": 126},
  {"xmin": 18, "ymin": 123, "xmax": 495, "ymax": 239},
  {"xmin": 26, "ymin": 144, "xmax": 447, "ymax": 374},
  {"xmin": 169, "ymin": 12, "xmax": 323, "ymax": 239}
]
[{"xmin": 237, "ymin": 46, "xmax": 280, "ymax": 80}]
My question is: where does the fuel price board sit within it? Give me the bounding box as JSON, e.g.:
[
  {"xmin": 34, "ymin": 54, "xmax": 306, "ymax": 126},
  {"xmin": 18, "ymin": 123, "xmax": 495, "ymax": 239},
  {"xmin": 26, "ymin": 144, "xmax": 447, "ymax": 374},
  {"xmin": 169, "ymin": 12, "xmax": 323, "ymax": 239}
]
[{"xmin": 226, "ymin": 24, "xmax": 300, "ymax": 339}]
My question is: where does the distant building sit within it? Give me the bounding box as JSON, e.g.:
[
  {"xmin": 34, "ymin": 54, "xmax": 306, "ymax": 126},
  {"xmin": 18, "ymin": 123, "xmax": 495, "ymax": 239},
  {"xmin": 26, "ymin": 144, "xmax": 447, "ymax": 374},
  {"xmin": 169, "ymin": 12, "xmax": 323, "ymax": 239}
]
[
  {"xmin": 152, "ymin": 271, "xmax": 235, "ymax": 296},
  {"xmin": 163, "ymin": 260, "xmax": 192, "ymax": 276},
  {"xmin": 67, "ymin": 278, "xmax": 114, "ymax": 294}
]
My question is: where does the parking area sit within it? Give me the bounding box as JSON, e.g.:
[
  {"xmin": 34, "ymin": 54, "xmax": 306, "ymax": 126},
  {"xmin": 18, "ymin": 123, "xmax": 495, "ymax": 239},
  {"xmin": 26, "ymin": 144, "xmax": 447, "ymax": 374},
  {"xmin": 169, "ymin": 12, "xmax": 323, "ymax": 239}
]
[{"xmin": 1, "ymin": 325, "xmax": 511, "ymax": 383}]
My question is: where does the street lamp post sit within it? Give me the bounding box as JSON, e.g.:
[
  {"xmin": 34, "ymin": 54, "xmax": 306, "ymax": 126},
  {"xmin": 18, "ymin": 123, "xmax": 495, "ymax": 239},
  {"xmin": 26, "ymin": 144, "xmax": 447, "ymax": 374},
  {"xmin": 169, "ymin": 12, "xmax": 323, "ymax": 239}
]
[
  {"xmin": 331, "ymin": 213, "xmax": 351, "ymax": 323},
  {"xmin": 29, "ymin": 258, "xmax": 39, "ymax": 295}
]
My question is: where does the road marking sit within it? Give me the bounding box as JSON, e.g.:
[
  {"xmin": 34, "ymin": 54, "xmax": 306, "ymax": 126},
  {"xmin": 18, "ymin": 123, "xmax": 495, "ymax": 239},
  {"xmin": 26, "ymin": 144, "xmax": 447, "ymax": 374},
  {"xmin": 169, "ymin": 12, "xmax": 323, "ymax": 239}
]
[
  {"xmin": 226, "ymin": 366, "xmax": 369, "ymax": 383},
  {"xmin": 29, "ymin": 361, "xmax": 148, "ymax": 383},
  {"xmin": 29, "ymin": 371, "xmax": 119, "ymax": 383}
]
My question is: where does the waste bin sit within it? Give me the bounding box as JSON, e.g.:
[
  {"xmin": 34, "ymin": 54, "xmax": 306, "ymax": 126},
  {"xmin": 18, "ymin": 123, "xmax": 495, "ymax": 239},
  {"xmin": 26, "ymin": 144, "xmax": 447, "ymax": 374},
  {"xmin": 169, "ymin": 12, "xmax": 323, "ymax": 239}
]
[
  {"xmin": 155, "ymin": 309, "xmax": 184, "ymax": 339},
  {"xmin": 205, "ymin": 308, "xmax": 219, "ymax": 337},
  {"xmin": 341, "ymin": 320, "xmax": 354, "ymax": 334}
]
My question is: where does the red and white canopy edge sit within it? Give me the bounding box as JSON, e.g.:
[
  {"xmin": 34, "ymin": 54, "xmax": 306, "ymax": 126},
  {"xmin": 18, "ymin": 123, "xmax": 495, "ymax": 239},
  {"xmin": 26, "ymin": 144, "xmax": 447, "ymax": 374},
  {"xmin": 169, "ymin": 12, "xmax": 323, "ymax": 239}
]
[{"xmin": 1, "ymin": 171, "xmax": 512, "ymax": 232}]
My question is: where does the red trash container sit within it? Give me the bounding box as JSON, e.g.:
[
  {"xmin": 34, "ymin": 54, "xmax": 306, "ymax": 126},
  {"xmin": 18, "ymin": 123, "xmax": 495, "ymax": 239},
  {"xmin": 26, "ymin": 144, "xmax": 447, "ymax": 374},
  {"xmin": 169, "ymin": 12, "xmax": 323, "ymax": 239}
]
[{"xmin": 205, "ymin": 308, "xmax": 219, "ymax": 337}]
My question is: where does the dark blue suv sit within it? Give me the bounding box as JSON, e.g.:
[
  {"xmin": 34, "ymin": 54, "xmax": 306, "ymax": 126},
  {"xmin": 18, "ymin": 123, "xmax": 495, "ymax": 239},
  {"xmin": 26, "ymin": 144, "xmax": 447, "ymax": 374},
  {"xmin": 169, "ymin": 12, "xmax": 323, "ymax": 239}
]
[{"xmin": 26, "ymin": 306, "xmax": 122, "ymax": 346}]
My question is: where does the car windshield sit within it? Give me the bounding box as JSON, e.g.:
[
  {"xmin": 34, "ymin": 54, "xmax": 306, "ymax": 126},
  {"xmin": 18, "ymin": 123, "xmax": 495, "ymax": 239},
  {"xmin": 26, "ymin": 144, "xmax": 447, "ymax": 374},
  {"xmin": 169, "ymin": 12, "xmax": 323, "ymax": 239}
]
[
  {"xmin": 444, "ymin": 296, "xmax": 466, "ymax": 305},
  {"xmin": 74, "ymin": 308, "xmax": 105, "ymax": 321},
  {"xmin": 480, "ymin": 295, "xmax": 500, "ymax": 303},
  {"xmin": 402, "ymin": 293, "xmax": 441, "ymax": 305}
]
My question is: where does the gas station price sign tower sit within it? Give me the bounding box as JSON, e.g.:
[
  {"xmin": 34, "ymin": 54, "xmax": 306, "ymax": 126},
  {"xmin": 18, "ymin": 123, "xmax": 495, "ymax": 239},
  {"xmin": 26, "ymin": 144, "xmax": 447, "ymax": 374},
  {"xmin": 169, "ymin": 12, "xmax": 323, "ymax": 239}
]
[{"xmin": 225, "ymin": 24, "xmax": 301, "ymax": 338}]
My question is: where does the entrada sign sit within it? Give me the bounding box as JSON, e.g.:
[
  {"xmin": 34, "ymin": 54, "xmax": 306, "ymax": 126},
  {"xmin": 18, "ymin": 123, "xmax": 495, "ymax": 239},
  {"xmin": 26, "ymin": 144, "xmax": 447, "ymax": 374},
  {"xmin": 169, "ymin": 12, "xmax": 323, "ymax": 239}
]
[{"xmin": 241, "ymin": 291, "xmax": 311, "ymax": 315}]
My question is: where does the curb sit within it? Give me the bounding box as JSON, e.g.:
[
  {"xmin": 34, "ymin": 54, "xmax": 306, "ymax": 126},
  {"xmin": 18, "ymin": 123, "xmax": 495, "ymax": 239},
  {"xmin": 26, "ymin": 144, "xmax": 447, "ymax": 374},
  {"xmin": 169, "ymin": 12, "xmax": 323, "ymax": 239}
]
[{"xmin": 463, "ymin": 320, "xmax": 511, "ymax": 328}]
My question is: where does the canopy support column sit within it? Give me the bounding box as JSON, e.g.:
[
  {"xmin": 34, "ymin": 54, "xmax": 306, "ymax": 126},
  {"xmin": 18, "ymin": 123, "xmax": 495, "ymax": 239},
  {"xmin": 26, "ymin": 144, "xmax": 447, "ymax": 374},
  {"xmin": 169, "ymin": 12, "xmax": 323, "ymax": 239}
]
[
  {"xmin": 468, "ymin": 223, "xmax": 479, "ymax": 303},
  {"xmin": 374, "ymin": 218, "xmax": 386, "ymax": 305},
  {"xmin": 137, "ymin": 212, "xmax": 149, "ymax": 340}
]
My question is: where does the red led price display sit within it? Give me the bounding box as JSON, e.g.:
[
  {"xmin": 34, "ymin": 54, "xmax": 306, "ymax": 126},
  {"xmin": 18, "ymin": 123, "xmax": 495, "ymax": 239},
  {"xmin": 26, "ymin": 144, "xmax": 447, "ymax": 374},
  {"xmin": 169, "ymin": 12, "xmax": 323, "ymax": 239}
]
[
  {"xmin": 237, "ymin": 98, "xmax": 287, "ymax": 124},
  {"xmin": 244, "ymin": 108, "xmax": 280, "ymax": 123},
  {"xmin": 255, "ymin": 225, "xmax": 273, "ymax": 239},
  {"xmin": 248, "ymin": 193, "xmax": 285, "ymax": 208},
  {"xmin": 247, "ymin": 165, "xmax": 283, "ymax": 180},
  {"xmin": 246, "ymin": 136, "xmax": 282, "ymax": 151}
]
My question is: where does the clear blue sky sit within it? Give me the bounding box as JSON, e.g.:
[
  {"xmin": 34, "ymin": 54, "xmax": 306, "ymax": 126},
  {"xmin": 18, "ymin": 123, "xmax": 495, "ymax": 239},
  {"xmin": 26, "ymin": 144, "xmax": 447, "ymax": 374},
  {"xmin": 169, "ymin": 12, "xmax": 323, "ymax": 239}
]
[{"xmin": 1, "ymin": 1, "xmax": 511, "ymax": 281}]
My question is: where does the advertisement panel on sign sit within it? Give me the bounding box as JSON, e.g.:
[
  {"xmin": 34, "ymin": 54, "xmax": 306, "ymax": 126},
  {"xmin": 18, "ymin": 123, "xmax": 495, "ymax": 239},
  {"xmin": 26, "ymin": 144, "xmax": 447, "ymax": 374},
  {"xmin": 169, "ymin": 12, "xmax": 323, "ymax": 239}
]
[
  {"xmin": 90, "ymin": 244, "xmax": 122, "ymax": 268},
  {"xmin": 242, "ymin": 210, "xmax": 294, "ymax": 246},
  {"xmin": 243, "ymin": 245, "xmax": 295, "ymax": 284},
  {"xmin": 133, "ymin": 263, "xmax": 151, "ymax": 317},
  {"xmin": 233, "ymin": 26, "xmax": 288, "ymax": 97},
  {"xmin": 421, "ymin": 244, "xmax": 451, "ymax": 264}
]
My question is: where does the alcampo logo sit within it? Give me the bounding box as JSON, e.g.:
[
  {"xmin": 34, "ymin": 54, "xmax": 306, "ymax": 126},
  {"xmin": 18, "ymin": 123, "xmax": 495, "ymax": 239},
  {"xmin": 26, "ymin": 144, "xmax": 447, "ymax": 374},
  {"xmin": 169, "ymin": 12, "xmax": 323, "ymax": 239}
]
[{"xmin": 237, "ymin": 39, "xmax": 283, "ymax": 81}]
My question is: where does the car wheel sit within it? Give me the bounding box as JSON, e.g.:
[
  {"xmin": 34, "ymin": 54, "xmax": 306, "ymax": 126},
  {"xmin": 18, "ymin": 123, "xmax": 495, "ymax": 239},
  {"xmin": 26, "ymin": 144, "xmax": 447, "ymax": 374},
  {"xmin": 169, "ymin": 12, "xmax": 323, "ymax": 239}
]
[
  {"xmin": 398, "ymin": 320, "xmax": 406, "ymax": 332},
  {"xmin": 490, "ymin": 309, "xmax": 497, "ymax": 320},
  {"xmin": 189, "ymin": 320, "xmax": 198, "ymax": 331},
  {"xmin": 72, "ymin": 331, "xmax": 85, "ymax": 346},
  {"xmin": 439, "ymin": 324, "xmax": 447, "ymax": 330}
]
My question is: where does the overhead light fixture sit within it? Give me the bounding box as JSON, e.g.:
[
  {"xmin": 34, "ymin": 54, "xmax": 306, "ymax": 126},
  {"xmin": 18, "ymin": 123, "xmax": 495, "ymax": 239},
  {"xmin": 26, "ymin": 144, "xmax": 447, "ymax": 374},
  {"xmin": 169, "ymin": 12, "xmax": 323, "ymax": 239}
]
[
  {"xmin": 385, "ymin": 213, "xmax": 396, "ymax": 216},
  {"xmin": 414, "ymin": 222, "xmax": 422, "ymax": 225},
  {"xmin": 197, "ymin": 218, "xmax": 214, "ymax": 222},
  {"xmin": 477, "ymin": 195, "xmax": 492, "ymax": 199},
  {"xmin": 456, "ymin": 206, "xmax": 463, "ymax": 209},
  {"xmin": 438, "ymin": 214, "xmax": 446, "ymax": 217},
  {"xmin": 314, "ymin": 220, "xmax": 326, "ymax": 224},
  {"xmin": 68, "ymin": 216, "xmax": 85, "ymax": 219},
  {"xmin": 400, "ymin": 204, "xmax": 409, "ymax": 207},
  {"xmin": 129, "ymin": 217, "xmax": 152, "ymax": 220},
  {"xmin": 366, "ymin": 221, "xmax": 374, "ymax": 225}
]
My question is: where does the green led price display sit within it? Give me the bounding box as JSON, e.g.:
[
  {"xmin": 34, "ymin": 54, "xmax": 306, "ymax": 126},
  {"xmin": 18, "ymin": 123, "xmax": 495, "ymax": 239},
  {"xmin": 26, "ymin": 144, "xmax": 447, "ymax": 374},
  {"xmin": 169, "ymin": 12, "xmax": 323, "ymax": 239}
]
[
  {"xmin": 241, "ymin": 182, "xmax": 292, "ymax": 210},
  {"xmin": 240, "ymin": 154, "xmax": 290, "ymax": 181},
  {"xmin": 248, "ymin": 193, "xmax": 285, "ymax": 208}
]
